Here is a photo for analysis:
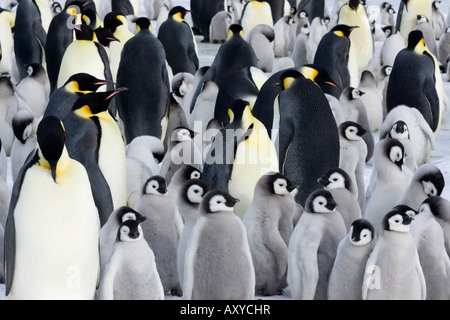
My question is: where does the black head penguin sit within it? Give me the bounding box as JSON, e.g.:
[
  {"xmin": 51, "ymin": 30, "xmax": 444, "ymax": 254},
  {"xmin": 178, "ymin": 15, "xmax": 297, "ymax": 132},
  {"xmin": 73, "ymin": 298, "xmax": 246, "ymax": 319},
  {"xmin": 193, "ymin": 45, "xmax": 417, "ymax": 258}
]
[
  {"xmin": 313, "ymin": 24, "xmax": 358, "ymax": 98},
  {"xmin": 157, "ymin": 6, "xmax": 199, "ymax": 75},
  {"xmin": 4, "ymin": 114, "xmax": 100, "ymax": 299},
  {"xmin": 386, "ymin": 30, "xmax": 440, "ymax": 133},
  {"xmin": 116, "ymin": 17, "xmax": 171, "ymax": 147}
]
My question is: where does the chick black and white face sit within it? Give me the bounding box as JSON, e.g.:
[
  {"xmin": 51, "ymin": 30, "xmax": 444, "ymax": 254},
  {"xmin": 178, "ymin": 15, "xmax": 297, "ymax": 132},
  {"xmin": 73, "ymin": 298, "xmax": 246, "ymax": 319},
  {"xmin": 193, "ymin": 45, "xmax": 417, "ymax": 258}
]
[
  {"xmin": 119, "ymin": 223, "xmax": 143, "ymax": 242},
  {"xmin": 190, "ymin": 169, "xmax": 201, "ymax": 180},
  {"xmin": 325, "ymin": 172, "xmax": 346, "ymax": 190},
  {"xmin": 121, "ymin": 212, "xmax": 137, "ymax": 222},
  {"xmin": 344, "ymin": 124, "xmax": 363, "ymax": 141},
  {"xmin": 175, "ymin": 128, "xmax": 193, "ymax": 142},
  {"xmin": 349, "ymin": 225, "xmax": 373, "ymax": 246},
  {"xmin": 187, "ymin": 183, "xmax": 206, "ymax": 204},
  {"xmin": 388, "ymin": 144, "xmax": 404, "ymax": 166},
  {"xmin": 389, "ymin": 121, "xmax": 410, "ymax": 140},
  {"xmin": 386, "ymin": 213, "xmax": 412, "ymax": 233},
  {"xmin": 312, "ymin": 194, "xmax": 336, "ymax": 213},
  {"xmin": 273, "ymin": 178, "xmax": 290, "ymax": 195},
  {"xmin": 208, "ymin": 194, "xmax": 235, "ymax": 213},
  {"xmin": 422, "ymin": 180, "xmax": 439, "ymax": 197},
  {"xmin": 144, "ymin": 176, "xmax": 167, "ymax": 195},
  {"xmin": 418, "ymin": 202, "xmax": 432, "ymax": 215},
  {"xmin": 351, "ymin": 88, "xmax": 363, "ymax": 99}
]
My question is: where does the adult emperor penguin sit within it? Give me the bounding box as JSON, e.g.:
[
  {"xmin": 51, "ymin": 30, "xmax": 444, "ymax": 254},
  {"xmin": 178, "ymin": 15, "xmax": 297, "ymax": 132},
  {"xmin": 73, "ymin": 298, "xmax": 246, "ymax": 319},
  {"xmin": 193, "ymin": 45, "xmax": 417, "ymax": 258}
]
[
  {"xmin": 240, "ymin": 0, "xmax": 274, "ymax": 40},
  {"xmin": 98, "ymin": 219, "xmax": 165, "ymax": 300},
  {"xmin": 396, "ymin": 0, "xmax": 433, "ymax": 40},
  {"xmin": 338, "ymin": 121, "xmax": 367, "ymax": 212},
  {"xmin": 386, "ymin": 30, "xmax": 441, "ymax": 134},
  {"xmin": 421, "ymin": 196, "xmax": 450, "ymax": 258},
  {"xmin": 410, "ymin": 199, "xmax": 450, "ymax": 300},
  {"xmin": 133, "ymin": 175, "xmax": 183, "ymax": 296},
  {"xmin": 396, "ymin": 163, "xmax": 445, "ymax": 211},
  {"xmin": 57, "ymin": 24, "xmax": 114, "ymax": 90},
  {"xmin": 99, "ymin": 206, "xmax": 146, "ymax": 274},
  {"xmin": 364, "ymin": 138, "xmax": 413, "ymax": 235},
  {"xmin": 318, "ymin": 167, "xmax": 362, "ymax": 231},
  {"xmin": 362, "ymin": 209, "xmax": 426, "ymax": 300},
  {"xmin": 13, "ymin": 0, "xmax": 53, "ymax": 81},
  {"xmin": 313, "ymin": 24, "xmax": 358, "ymax": 99},
  {"xmin": 4, "ymin": 115, "xmax": 100, "ymax": 299},
  {"xmin": 157, "ymin": 6, "xmax": 199, "ymax": 76},
  {"xmin": 337, "ymin": 0, "xmax": 374, "ymax": 87},
  {"xmin": 243, "ymin": 172, "xmax": 297, "ymax": 296},
  {"xmin": 287, "ymin": 189, "xmax": 347, "ymax": 300},
  {"xmin": 116, "ymin": 17, "xmax": 171, "ymax": 146},
  {"xmin": 328, "ymin": 219, "xmax": 376, "ymax": 300},
  {"xmin": 176, "ymin": 178, "xmax": 209, "ymax": 289},
  {"xmin": 44, "ymin": 0, "xmax": 85, "ymax": 96},
  {"xmin": 0, "ymin": 8, "xmax": 15, "ymax": 76},
  {"xmin": 183, "ymin": 189, "xmax": 255, "ymax": 300},
  {"xmin": 276, "ymin": 69, "xmax": 340, "ymax": 208}
]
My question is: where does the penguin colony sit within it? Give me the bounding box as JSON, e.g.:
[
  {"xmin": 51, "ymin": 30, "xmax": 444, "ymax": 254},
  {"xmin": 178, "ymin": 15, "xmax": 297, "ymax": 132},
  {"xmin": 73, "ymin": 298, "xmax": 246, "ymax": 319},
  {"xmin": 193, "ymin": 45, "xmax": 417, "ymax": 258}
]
[{"xmin": 0, "ymin": 0, "xmax": 449, "ymax": 301}]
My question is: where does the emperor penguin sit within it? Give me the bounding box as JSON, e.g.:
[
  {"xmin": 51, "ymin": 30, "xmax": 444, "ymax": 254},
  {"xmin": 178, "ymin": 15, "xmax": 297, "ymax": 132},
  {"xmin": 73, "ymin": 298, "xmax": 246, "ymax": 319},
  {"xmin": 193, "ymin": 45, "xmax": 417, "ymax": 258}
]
[
  {"xmin": 289, "ymin": 9, "xmax": 309, "ymax": 53},
  {"xmin": 167, "ymin": 165, "xmax": 202, "ymax": 205},
  {"xmin": 396, "ymin": 163, "xmax": 445, "ymax": 211},
  {"xmin": 183, "ymin": 189, "xmax": 255, "ymax": 300},
  {"xmin": 273, "ymin": 15, "xmax": 294, "ymax": 57},
  {"xmin": 209, "ymin": 10, "xmax": 232, "ymax": 44},
  {"xmin": 0, "ymin": 75, "xmax": 23, "ymax": 156},
  {"xmin": 10, "ymin": 109, "xmax": 38, "ymax": 182},
  {"xmin": 176, "ymin": 178, "xmax": 209, "ymax": 290},
  {"xmin": 243, "ymin": 172, "xmax": 297, "ymax": 296},
  {"xmin": 396, "ymin": 0, "xmax": 433, "ymax": 40},
  {"xmin": 379, "ymin": 27, "xmax": 406, "ymax": 67},
  {"xmin": 328, "ymin": 219, "xmax": 376, "ymax": 300},
  {"xmin": 291, "ymin": 23, "xmax": 312, "ymax": 68},
  {"xmin": 116, "ymin": 17, "xmax": 171, "ymax": 146},
  {"xmin": 437, "ymin": 27, "xmax": 450, "ymax": 71},
  {"xmin": 386, "ymin": 30, "xmax": 440, "ymax": 133},
  {"xmin": 202, "ymin": 99, "xmax": 279, "ymax": 219},
  {"xmin": 410, "ymin": 199, "xmax": 450, "ymax": 300},
  {"xmin": 57, "ymin": 24, "xmax": 114, "ymax": 90},
  {"xmin": 98, "ymin": 219, "xmax": 165, "ymax": 300},
  {"xmin": 125, "ymin": 135, "xmax": 164, "ymax": 178},
  {"xmin": 98, "ymin": 206, "xmax": 146, "ymax": 274},
  {"xmin": 414, "ymin": 14, "xmax": 438, "ymax": 58},
  {"xmin": 313, "ymin": 24, "xmax": 358, "ymax": 99},
  {"xmin": 133, "ymin": 175, "xmax": 183, "ymax": 296},
  {"xmin": 15, "ymin": 63, "xmax": 49, "ymax": 119},
  {"xmin": 431, "ymin": 1, "xmax": 445, "ymax": 41},
  {"xmin": 240, "ymin": 0, "xmax": 274, "ymax": 40},
  {"xmin": 385, "ymin": 120, "xmax": 418, "ymax": 173},
  {"xmin": 171, "ymin": 72, "xmax": 195, "ymax": 116},
  {"xmin": 4, "ymin": 115, "xmax": 100, "ymax": 300},
  {"xmin": 197, "ymin": 0, "xmax": 225, "ymax": 43},
  {"xmin": 338, "ymin": 121, "xmax": 368, "ymax": 212},
  {"xmin": 420, "ymin": 196, "xmax": 450, "ymax": 259},
  {"xmin": 157, "ymin": 6, "xmax": 199, "ymax": 76},
  {"xmin": 357, "ymin": 70, "xmax": 383, "ymax": 133},
  {"xmin": 0, "ymin": 8, "xmax": 15, "ymax": 76},
  {"xmin": 13, "ymin": 0, "xmax": 53, "ymax": 81},
  {"xmin": 362, "ymin": 209, "xmax": 426, "ymax": 300},
  {"xmin": 364, "ymin": 138, "xmax": 413, "ymax": 235},
  {"xmin": 377, "ymin": 1, "xmax": 396, "ymax": 26},
  {"xmin": 380, "ymin": 105, "xmax": 436, "ymax": 167},
  {"xmin": 247, "ymin": 24, "xmax": 275, "ymax": 73},
  {"xmin": 337, "ymin": 0, "xmax": 374, "ymax": 87},
  {"xmin": 287, "ymin": 189, "xmax": 347, "ymax": 300},
  {"xmin": 276, "ymin": 69, "xmax": 340, "ymax": 208},
  {"xmin": 159, "ymin": 126, "xmax": 202, "ymax": 185},
  {"xmin": 44, "ymin": 0, "xmax": 85, "ymax": 95},
  {"xmin": 318, "ymin": 167, "xmax": 362, "ymax": 231}
]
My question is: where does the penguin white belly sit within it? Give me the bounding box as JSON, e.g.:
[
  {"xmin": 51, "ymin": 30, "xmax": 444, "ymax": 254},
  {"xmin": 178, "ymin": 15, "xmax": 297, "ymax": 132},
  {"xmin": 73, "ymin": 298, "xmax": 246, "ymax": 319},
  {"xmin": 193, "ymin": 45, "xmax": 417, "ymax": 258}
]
[
  {"xmin": 241, "ymin": 2, "xmax": 273, "ymax": 40},
  {"xmin": 0, "ymin": 14, "xmax": 14, "ymax": 74},
  {"xmin": 35, "ymin": 0, "xmax": 53, "ymax": 32},
  {"xmin": 9, "ymin": 164, "xmax": 100, "ymax": 300},
  {"xmin": 57, "ymin": 41, "xmax": 106, "ymax": 89},
  {"xmin": 98, "ymin": 117, "xmax": 128, "ymax": 210},
  {"xmin": 399, "ymin": 1, "xmax": 432, "ymax": 39}
]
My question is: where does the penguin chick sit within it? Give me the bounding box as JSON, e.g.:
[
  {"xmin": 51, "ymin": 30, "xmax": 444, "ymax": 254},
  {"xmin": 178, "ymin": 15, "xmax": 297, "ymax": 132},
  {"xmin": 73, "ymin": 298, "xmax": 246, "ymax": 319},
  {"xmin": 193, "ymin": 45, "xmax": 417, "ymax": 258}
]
[
  {"xmin": 318, "ymin": 167, "xmax": 362, "ymax": 231},
  {"xmin": 431, "ymin": 0, "xmax": 445, "ymax": 40},
  {"xmin": 183, "ymin": 189, "xmax": 255, "ymax": 300},
  {"xmin": 362, "ymin": 209, "xmax": 426, "ymax": 300},
  {"xmin": 98, "ymin": 219, "xmax": 165, "ymax": 300},
  {"xmin": 246, "ymin": 24, "xmax": 275, "ymax": 73},
  {"xmin": 357, "ymin": 70, "xmax": 383, "ymax": 132},
  {"xmin": 133, "ymin": 175, "xmax": 183, "ymax": 297},
  {"xmin": 328, "ymin": 219, "xmax": 376, "ymax": 300},
  {"xmin": 243, "ymin": 172, "xmax": 297, "ymax": 296},
  {"xmin": 422, "ymin": 196, "xmax": 450, "ymax": 258},
  {"xmin": 287, "ymin": 189, "xmax": 347, "ymax": 300},
  {"xmin": 167, "ymin": 165, "xmax": 202, "ymax": 205}
]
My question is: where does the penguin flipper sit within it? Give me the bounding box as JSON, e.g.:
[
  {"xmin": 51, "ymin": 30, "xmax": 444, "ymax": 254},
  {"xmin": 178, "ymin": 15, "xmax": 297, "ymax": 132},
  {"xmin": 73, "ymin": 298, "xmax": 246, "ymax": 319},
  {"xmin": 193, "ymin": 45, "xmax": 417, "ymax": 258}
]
[
  {"xmin": 95, "ymin": 42, "xmax": 114, "ymax": 89},
  {"xmin": 278, "ymin": 117, "xmax": 294, "ymax": 173},
  {"xmin": 262, "ymin": 219, "xmax": 288, "ymax": 279},
  {"xmin": 32, "ymin": 19, "xmax": 47, "ymax": 49},
  {"xmin": 297, "ymin": 228, "xmax": 321, "ymax": 299},
  {"xmin": 423, "ymin": 74, "xmax": 440, "ymax": 132},
  {"xmin": 395, "ymin": 0, "xmax": 405, "ymax": 32}
]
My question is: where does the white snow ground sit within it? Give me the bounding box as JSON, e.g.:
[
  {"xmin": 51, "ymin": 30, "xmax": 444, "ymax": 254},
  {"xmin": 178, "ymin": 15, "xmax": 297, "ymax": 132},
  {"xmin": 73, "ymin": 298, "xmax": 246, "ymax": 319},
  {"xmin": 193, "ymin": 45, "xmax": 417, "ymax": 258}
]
[{"xmin": 0, "ymin": 0, "xmax": 449, "ymax": 301}]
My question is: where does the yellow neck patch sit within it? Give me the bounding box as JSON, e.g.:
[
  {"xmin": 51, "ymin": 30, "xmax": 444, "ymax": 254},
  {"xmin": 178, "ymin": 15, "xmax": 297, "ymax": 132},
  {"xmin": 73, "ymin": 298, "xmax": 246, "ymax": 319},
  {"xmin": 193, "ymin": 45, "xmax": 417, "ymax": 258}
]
[
  {"xmin": 173, "ymin": 12, "xmax": 184, "ymax": 22},
  {"xmin": 74, "ymin": 105, "xmax": 93, "ymax": 118},
  {"xmin": 283, "ymin": 77, "xmax": 295, "ymax": 89},
  {"xmin": 301, "ymin": 66, "xmax": 318, "ymax": 82},
  {"xmin": 333, "ymin": 30, "xmax": 344, "ymax": 37}
]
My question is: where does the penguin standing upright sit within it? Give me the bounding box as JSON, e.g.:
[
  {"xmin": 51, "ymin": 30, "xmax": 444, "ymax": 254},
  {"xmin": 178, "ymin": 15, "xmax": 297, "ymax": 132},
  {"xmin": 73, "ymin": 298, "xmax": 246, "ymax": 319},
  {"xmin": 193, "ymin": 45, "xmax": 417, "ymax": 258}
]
[
  {"xmin": 276, "ymin": 69, "xmax": 340, "ymax": 208},
  {"xmin": 431, "ymin": 1, "xmax": 445, "ymax": 40},
  {"xmin": 246, "ymin": 24, "xmax": 275, "ymax": 73},
  {"xmin": 396, "ymin": 0, "xmax": 433, "ymax": 40},
  {"xmin": 337, "ymin": 0, "xmax": 374, "ymax": 87},
  {"xmin": 183, "ymin": 189, "xmax": 255, "ymax": 300},
  {"xmin": 116, "ymin": 17, "xmax": 171, "ymax": 146},
  {"xmin": 240, "ymin": 0, "xmax": 274, "ymax": 40},
  {"xmin": 243, "ymin": 172, "xmax": 297, "ymax": 296},
  {"xmin": 273, "ymin": 15, "xmax": 294, "ymax": 58},
  {"xmin": 357, "ymin": 70, "xmax": 383, "ymax": 133},
  {"xmin": 362, "ymin": 209, "xmax": 426, "ymax": 300},
  {"xmin": 157, "ymin": 6, "xmax": 199, "ymax": 76},
  {"xmin": 198, "ymin": 0, "xmax": 225, "ymax": 42},
  {"xmin": 421, "ymin": 196, "xmax": 450, "ymax": 258},
  {"xmin": 209, "ymin": 10, "xmax": 233, "ymax": 44},
  {"xmin": 414, "ymin": 14, "xmax": 438, "ymax": 57},
  {"xmin": 4, "ymin": 115, "xmax": 100, "ymax": 299}
]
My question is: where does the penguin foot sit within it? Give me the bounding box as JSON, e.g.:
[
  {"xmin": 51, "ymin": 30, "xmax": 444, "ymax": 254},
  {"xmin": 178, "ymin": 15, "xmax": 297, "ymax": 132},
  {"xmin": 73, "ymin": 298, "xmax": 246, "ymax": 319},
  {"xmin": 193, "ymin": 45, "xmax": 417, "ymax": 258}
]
[{"xmin": 171, "ymin": 288, "xmax": 183, "ymax": 297}]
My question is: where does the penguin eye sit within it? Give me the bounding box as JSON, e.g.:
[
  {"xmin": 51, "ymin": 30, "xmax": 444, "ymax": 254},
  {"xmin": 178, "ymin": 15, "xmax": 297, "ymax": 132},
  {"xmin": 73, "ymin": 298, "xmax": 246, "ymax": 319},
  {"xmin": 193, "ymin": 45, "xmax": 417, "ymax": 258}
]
[
  {"xmin": 332, "ymin": 178, "xmax": 338, "ymax": 181},
  {"xmin": 395, "ymin": 219, "xmax": 400, "ymax": 223},
  {"xmin": 194, "ymin": 189, "xmax": 199, "ymax": 194},
  {"xmin": 319, "ymin": 201, "xmax": 324, "ymax": 205}
]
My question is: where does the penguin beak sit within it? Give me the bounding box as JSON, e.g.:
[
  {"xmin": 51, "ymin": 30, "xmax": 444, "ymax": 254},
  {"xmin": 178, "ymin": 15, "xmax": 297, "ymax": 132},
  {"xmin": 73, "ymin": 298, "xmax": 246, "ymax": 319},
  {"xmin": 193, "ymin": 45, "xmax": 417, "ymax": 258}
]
[
  {"xmin": 403, "ymin": 215, "xmax": 414, "ymax": 225},
  {"xmin": 326, "ymin": 200, "xmax": 337, "ymax": 211},
  {"xmin": 49, "ymin": 159, "xmax": 58, "ymax": 182},
  {"xmin": 317, "ymin": 176, "xmax": 329, "ymax": 187},
  {"xmin": 325, "ymin": 81, "xmax": 338, "ymax": 88},
  {"xmin": 136, "ymin": 215, "xmax": 147, "ymax": 223},
  {"xmin": 226, "ymin": 196, "xmax": 239, "ymax": 207},
  {"xmin": 157, "ymin": 186, "xmax": 167, "ymax": 194},
  {"xmin": 129, "ymin": 230, "xmax": 140, "ymax": 239},
  {"xmin": 287, "ymin": 183, "xmax": 298, "ymax": 193},
  {"xmin": 106, "ymin": 87, "xmax": 128, "ymax": 100}
]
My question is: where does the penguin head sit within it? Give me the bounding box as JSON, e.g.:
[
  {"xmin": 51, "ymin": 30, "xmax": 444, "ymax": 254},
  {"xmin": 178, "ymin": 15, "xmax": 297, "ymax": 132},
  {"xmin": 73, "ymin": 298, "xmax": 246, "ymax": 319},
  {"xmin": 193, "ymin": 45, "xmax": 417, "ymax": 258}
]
[
  {"xmin": 348, "ymin": 0, "xmax": 361, "ymax": 11},
  {"xmin": 25, "ymin": 63, "xmax": 46, "ymax": 80},
  {"xmin": 81, "ymin": 8, "xmax": 99, "ymax": 28},
  {"xmin": 74, "ymin": 24, "xmax": 95, "ymax": 41},
  {"xmin": 419, "ymin": 196, "xmax": 450, "ymax": 220},
  {"xmin": 0, "ymin": 74, "xmax": 14, "ymax": 96},
  {"xmin": 136, "ymin": 17, "xmax": 152, "ymax": 32},
  {"xmin": 385, "ymin": 138, "xmax": 405, "ymax": 169},
  {"xmin": 416, "ymin": 164, "xmax": 445, "ymax": 197},
  {"xmin": 12, "ymin": 109, "xmax": 35, "ymax": 144},
  {"xmin": 94, "ymin": 27, "xmax": 119, "ymax": 47},
  {"xmin": 169, "ymin": 5, "xmax": 190, "ymax": 22},
  {"xmin": 182, "ymin": 165, "xmax": 202, "ymax": 181},
  {"xmin": 182, "ymin": 179, "xmax": 209, "ymax": 205},
  {"xmin": 114, "ymin": 206, "xmax": 147, "ymax": 225},
  {"xmin": 432, "ymin": 0, "xmax": 441, "ymax": 10},
  {"xmin": 318, "ymin": 168, "xmax": 354, "ymax": 192},
  {"xmin": 227, "ymin": 99, "xmax": 252, "ymax": 127},
  {"xmin": 263, "ymin": 172, "xmax": 297, "ymax": 196},
  {"xmin": 103, "ymin": 11, "xmax": 127, "ymax": 33},
  {"xmin": 202, "ymin": 190, "xmax": 239, "ymax": 214},
  {"xmin": 382, "ymin": 25, "xmax": 395, "ymax": 38},
  {"xmin": 331, "ymin": 24, "xmax": 359, "ymax": 37},
  {"xmin": 392, "ymin": 204, "xmax": 418, "ymax": 218},
  {"xmin": 407, "ymin": 30, "xmax": 426, "ymax": 51},
  {"xmin": 143, "ymin": 175, "xmax": 168, "ymax": 196},
  {"xmin": 416, "ymin": 14, "xmax": 429, "ymax": 24},
  {"xmin": 382, "ymin": 210, "xmax": 414, "ymax": 233},
  {"xmin": 300, "ymin": 64, "xmax": 338, "ymax": 89},
  {"xmin": 227, "ymin": 24, "xmax": 244, "ymax": 40},
  {"xmin": 389, "ymin": 120, "xmax": 410, "ymax": 140},
  {"xmin": 277, "ymin": 69, "xmax": 302, "ymax": 90},
  {"xmin": 339, "ymin": 121, "xmax": 367, "ymax": 141},
  {"xmin": 171, "ymin": 126, "xmax": 195, "ymax": 143},
  {"xmin": 36, "ymin": 115, "xmax": 66, "ymax": 182},
  {"xmin": 349, "ymin": 219, "xmax": 375, "ymax": 246},
  {"xmin": 63, "ymin": 73, "xmax": 111, "ymax": 94},
  {"xmin": 72, "ymin": 88, "xmax": 127, "ymax": 118},
  {"xmin": 305, "ymin": 189, "xmax": 337, "ymax": 214},
  {"xmin": 116, "ymin": 219, "xmax": 144, "ymax": 242}
]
